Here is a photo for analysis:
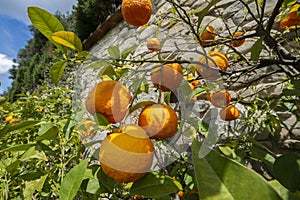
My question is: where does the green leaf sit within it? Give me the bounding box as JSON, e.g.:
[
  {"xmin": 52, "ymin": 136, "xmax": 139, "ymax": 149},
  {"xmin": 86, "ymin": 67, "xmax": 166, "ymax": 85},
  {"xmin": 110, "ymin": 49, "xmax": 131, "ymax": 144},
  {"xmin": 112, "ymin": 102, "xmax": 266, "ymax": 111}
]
[
  {"xmin": 27, "ymin": 6, "xmax": 65, "ymax": 50},
  {"xmin": 251, "ymin": 37, "xmax": 264, "ymax": 62},
  {"xmin": 108, "ymin": 46, "xmax": 120, "ymax": 59},
  {"xmin": 36, "ymin": 126, "xmax": 59, "ymax": 141},
  {"xmin": 50, "ymin": 60, "xmax": 68, "ymax": 85},
  {"xmin": 197, "ymin": 0, "xmax": 220, "ymax": 31},
  {"xmin": 282, "ymin": 0, "xmax": 297, "ymax": 9},
  {"xmin": 84, "ymin": 168, "xmax": 101, "ymax": 194},
  {"xmin": 97, "ymin": 167, "xmax": 118, "ymax": 193},
  {"xmin": 24, "ymin": 175, "xmax": 48, "ymax": 200},
  {"xmin": 85, "ymin": 60, "xmax": 109, "ymax": 70},
  {"xmin": 130, "ymin": 172, "xmax": 182, "ymax": 198},
  {"xmin": 274, "ymin": 152, "xmax": 300, "ymax": 192},
  {"xmin": 98, "ymin": 65, "xmax": 116, "ymax": 79},
  {"xmin": 0, "ymin": 143, "xmax": 36, "ymax": 153},
  {"xmin": 283, "ymin": 88, "xmax": 300, "ymax": 96},
  {"xmin": 291, "ymin": 79, "xmax": 300, "ymax": 89},
  {"xmin": 218, "ymin": 146, "xmax": 233, "ymax": 157},
  {"xmin": 192, "ymin": 140, "xmax": 282, "ymax": 200},
  {"xmin": 0, "ymin": 120, "xmax": 40, "ymax": 136},
  {"xmin": 51, "ymin": 31, "xmax": 82, "ymax": 52},
  {"xmin": 20, "ymin": 146, "xmax": 48, "ymax": 161},
  {"xmin": 94, "ymin": 113, "xmax": 109, "ymax": 126},
  {"xmin": 121, "ymin": 45, "xmax": 138, "ymax": 59},
  {"xmin": 269, "ymin": 180, "xmax": 300, "ymax": 200},
  {"xmin": 191, "ymin": 87, "xmax": 206, "ymax": 99},
  {"xmin": 60, "ymin": 159, "xmax": 89, "ymax": 200},
  {"xmin": 249, "ymin": 146, "xmax": 275, "ymax": 169}
]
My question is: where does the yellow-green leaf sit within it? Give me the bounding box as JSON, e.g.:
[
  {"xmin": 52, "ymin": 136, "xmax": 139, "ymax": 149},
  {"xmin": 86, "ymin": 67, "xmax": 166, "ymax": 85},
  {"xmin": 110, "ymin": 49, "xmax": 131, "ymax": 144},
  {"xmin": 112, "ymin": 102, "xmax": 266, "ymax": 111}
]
[
  {"xmin": 51, "ymin": 31, "xmax": 82, "ymax": 52},
  {"xmin": 27, "ymin": 6, "xmax": 65, "ymax": 50},
  {"xmin": 50, "ymin": 60, "xmax": 68, "ymax": 85},
  {"xmin": 59, "ymin": 159, "xmax": 89, "ymax": 200},
  {"xmin": 192, "ymin": 140, "xmax": 282, "ymax": 200}
]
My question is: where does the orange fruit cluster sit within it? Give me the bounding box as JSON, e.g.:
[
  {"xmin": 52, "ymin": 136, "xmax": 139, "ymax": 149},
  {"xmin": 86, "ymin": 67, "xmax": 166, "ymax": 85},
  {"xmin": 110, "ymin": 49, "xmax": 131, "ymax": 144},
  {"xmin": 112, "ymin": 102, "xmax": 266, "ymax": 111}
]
[
  {"xmin": 280, "ymin": 4, "xmax": 300, "ymax": 29},
  {"xmin": 122, "ymin": 0, "xmax": 152, "ymax": 27},
  {"xmin": 195, "ymin": 51, "xmax": 228, "ymax": 80},
  {"xmin": 85, "ymin": 76, "xmax": 179, "ymax": 183},
  {"xmin": 206, "ymin": 90, "xmax": 240, "ymax": 121}
]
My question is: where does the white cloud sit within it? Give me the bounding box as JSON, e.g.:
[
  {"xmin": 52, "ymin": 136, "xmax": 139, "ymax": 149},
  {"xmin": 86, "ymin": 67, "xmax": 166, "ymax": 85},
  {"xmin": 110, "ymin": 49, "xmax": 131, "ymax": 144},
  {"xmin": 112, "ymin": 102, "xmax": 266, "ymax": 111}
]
[
  {"xmin": 0, "ymin": 0, "xmax": 77, "ymax": 25},
  {"xmin": 0, "ymin": 53, "xmax": 15, "ymax": 74}
]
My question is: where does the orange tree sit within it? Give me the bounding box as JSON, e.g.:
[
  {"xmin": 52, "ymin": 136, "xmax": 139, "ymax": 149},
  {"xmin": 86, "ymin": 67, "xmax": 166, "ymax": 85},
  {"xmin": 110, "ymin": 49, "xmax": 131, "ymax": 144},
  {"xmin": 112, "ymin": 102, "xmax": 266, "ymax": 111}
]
[{"xmin": 1, "ymin": 0, "xmax": 300, "ymax": 199}]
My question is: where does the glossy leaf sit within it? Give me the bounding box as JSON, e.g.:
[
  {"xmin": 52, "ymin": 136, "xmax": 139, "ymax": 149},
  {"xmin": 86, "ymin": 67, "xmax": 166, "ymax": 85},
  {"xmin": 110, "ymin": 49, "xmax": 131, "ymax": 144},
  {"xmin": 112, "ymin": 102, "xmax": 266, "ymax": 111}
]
[
  {"xmin": 130, "ymin": 172, "xmax": 182, "ymax": 198},
  {"xmin": 20, "ymin": 146, "xmax": 48, "ymax": 161},
  {"xmin": 0, "ymin": 120, "xmax": 40, "ymax": 136},
  {"xmin": 282, "ymin": 0, "xmax": 297, "ymax": 9},
  {"xmin": 251, "ymin": 37, "xmax": 264, "ymax": 62},
  {"xmin": 36, "ymin": 126, "xmax": 59, "ymax": 141},
  {"xmin": 192, "ymin": 140, "xmax": 282, "ymax": 200},
  {"xmin": 84, "ymin": 168, "xmax": 101, "ymax": 194},
  {"xmin": 97, "ymin": 167, "xmax": 117, "ymax": 193},
  {"xmin": 269, "ymin": 180, "xmax": 300, "ymax": 200},
  {"xmin": 51, "ymin": 31, "xmax": 82, "ymax": 52},
  {"xmin": 94, "ymin": 113, "xmax": 109, "ymax": 126},
  {"xmin": 249, "ymin": 146, "xmax": 275, "ymax": 169},
  {"xmin": 274, "ymin": 152, "xmax": 300, "ymax": 192},
  {"xmin": 85, "ymin": 60, "xmax": 109, "ymax": 69},
  {"xmin": 0, "ymin": 143, "xmax": 36, "ymax": 153},
  {"xmin": 24, "ymin": 175, "xmax": 48, "ymax": 200},
  {"xmin": 60, "ymin": 159, "xmax": 89, "ymax": 200},
  {"xmin": 50, "ymin": 60, "xmax": 68, "ymax": 85},
  {"xmin": 27, "ymin": 6, "xmax": 65, "ymax": 50},
  {"xmin": 197, "ymin": 0, "xmax": 219, "ymax": 31},
  {"xmin": 121, "ymin": 44, "xmax": 138, "ymax": 59},
  {"xmin": 108, "ymin": 46, "xmax": 120, "ymax": 59}
]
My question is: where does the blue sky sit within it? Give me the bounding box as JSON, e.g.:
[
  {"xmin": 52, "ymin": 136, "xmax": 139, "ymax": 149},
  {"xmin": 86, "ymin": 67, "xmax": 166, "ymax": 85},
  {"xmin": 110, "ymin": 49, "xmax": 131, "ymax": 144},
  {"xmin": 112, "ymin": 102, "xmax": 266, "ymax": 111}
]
[{"xmin": 0, "ymin": 0, "xmax": 77, "ymax": 94}]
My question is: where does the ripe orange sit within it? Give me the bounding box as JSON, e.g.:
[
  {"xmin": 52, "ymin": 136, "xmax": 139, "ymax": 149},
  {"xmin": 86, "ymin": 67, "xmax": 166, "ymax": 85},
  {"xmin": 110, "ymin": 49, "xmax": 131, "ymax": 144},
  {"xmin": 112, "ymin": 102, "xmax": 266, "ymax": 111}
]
[
  {"xmin": 207, "ymin": 90, "xmax": 231, "ymax": 108},
  {"xmin": 151, "ymin": 63, "xmax": 183, "ymax": 92},
  {"xmin": 288, "ymin": 4, "xmax": 300, "ymax": 20},
  {"xmin": 122, "ymin": 0, "xmax": 152, "ymax": 27},
  {"xmin": 219, "ymin": 105, "xmax": 240, "ymax": 121},
  {"xmin": 138, "ymin": 104, "xmax": 178, "ymax": 139},
  {"xmin": 187, "ymin": 74, "xmax": 199, "ymax": 90},
  {"xmin": 280, "ymin": 4, "xmax": 300, "ymax": 29},
  {"xmin": 5, "ymin": 115, "xmax": 14, "ymax": 122},
  {"xmin": 99, "ymin": 125, "xmax": 154, "ymax": 183},
  {"xmin": 178, "ymin": 190, "xmax": 184, "ymax": 197},
  {"xmin": 199, "ymin": 26, "xmax": 216, "ymax": 46},
  {"xmin": 195, "ymin": 52, "xmax": 228, "ymax": 80},
  {"xmin": 230, "ymin": 31, "xmax": 245, "ymax": 47},
  {"xmin": 85, "ymin": 80, "xmax": 132, "ymax": 124},
  {"xmin": 147, "ymin": 38, "xmax": 161, "ymax": 51}
]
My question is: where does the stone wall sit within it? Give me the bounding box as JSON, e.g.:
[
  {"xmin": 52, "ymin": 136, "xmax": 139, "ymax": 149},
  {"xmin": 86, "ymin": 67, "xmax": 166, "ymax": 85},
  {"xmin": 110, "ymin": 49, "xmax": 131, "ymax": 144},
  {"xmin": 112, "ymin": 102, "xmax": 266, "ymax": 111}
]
[{"xmin": 78, "ymin": 0, "xmax": 300, "ymax": 155}]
